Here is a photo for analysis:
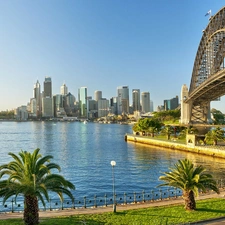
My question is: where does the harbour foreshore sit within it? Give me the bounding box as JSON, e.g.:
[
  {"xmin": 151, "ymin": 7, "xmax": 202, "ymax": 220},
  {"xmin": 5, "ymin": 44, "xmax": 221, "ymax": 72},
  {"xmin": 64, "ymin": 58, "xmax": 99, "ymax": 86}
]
[{"xmin": 125, "ymin": 134, "xmax": 225, "ymax": 159}]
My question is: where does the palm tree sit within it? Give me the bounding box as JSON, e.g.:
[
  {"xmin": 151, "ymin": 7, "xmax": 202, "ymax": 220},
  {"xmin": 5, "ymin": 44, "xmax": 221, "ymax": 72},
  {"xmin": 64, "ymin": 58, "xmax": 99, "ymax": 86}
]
[
  {"xmin": 204, "ymin": 127, "xmax": 225, "ymax": 145},
  {"xmin": 158, "ymin": 159, "xmax": 219, "ymax": 211},
  {"xmin": 0, "ymin": 148, "xmax": 75, "ymax": 225},
  {"xmin": 161, "ymin": 125, "xmax": 173, "ymax": 140}
]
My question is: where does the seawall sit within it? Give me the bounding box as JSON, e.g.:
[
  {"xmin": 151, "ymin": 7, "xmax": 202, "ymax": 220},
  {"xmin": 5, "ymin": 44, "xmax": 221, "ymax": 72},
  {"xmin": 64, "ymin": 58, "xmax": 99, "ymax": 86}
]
[{"xmin": 125, "ymin": 134, "xmax": 225, "ymax": 159}]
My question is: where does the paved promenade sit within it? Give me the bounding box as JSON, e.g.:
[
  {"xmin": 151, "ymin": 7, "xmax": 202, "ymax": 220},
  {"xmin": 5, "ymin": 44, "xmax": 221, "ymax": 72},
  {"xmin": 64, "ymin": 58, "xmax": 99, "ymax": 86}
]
[{"xmin": 1, "ymin": 191, "xmax": 225, "ymax": 224}]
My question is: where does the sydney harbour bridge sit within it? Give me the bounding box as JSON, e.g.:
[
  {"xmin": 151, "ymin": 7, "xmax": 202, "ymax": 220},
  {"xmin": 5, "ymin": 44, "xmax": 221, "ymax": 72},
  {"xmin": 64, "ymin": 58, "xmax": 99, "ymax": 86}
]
[{"xmin": 180, "ymin": 6, "xmax": 225, "ymax": 125}]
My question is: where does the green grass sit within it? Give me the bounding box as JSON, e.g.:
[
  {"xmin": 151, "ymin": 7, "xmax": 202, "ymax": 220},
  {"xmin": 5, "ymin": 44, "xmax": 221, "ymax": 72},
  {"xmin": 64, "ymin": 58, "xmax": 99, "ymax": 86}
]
[{"xmin": 2, "ymin": 198, "xmax": 225, "ymax": 225}]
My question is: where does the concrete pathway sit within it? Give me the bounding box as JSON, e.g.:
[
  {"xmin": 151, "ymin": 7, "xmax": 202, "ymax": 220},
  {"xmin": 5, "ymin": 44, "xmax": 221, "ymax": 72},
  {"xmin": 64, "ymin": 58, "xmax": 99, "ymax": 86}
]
[{"xmin": 0, "ymin": 191, "xmax": 225, "ymax": 224}]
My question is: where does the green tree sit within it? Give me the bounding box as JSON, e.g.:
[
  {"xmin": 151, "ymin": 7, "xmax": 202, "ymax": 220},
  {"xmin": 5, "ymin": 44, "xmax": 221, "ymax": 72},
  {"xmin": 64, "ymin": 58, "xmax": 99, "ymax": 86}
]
[
  {"xmin": 204, "ymin": 127, "xmax": 225, "ymax": 145},
  {"xmin": 211, "ymin": 108, "xmax": 225, "ymax": 125},
  {"xmin": 0, "ymin": 149, "xmax": 75, "ymax": 225},
  {"xmin": 161, "ymin": 125, "xmax": 173, "ymax": 140},
  {"xmin": 158, "ymin": 159, "xmax": 219, "ymax": 211}
]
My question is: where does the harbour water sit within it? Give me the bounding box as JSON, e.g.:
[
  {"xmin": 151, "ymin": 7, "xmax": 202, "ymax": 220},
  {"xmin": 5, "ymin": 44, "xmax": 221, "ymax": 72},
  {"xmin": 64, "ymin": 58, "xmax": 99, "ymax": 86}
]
[{"xmin": 1, "ymin": 121, "xmax": 225, "ymax": 204}]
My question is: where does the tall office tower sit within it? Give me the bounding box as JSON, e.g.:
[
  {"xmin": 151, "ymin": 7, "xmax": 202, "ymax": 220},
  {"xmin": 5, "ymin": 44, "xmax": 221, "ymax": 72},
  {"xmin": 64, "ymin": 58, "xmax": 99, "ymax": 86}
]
[
  {"xmin": 43, "ymin": 77, "xmax": 52, "ymax": 98},
  {"xmin": 141, "ymin": 92, "xmax": 150, "ymax": 113},
  {"xmin": 109, "ymin": 97, "xmax": 118, "ymax": 115},
  {"xmin": 164, "ymin": 96, "xmax": 179, "ymax": 110},
  {"xmin": 33, "ymin": 80, "xmax": 41, "ymax": 117},
  {"xmin": 95, "ymin": 90, "xmax": 102, "ymax": 101},
  {"xmin": 98, "ymin": 98, "xmax": 109, "ymax": 117},
  {"xmin": 150, "ymin": 100, "xmax": 154, "ymax": 112},
  {"xmin": 42, "ymin": 97, "xmax": 54, "ymax": 118},
  {"xmin": 53, "ymin": 94, "xmax": 65, "ymax": 117},
  {"xmin": 64, "ymin": 92, "xmax": 76, "ymax": 116},
  {"xmin": 78, "ymin": 87, "xmax": 88, "ymax": 118},
  {"xmin": 117, "ymin": 86, "xmax": 129, "ymax": 114},
  {"xmin": 60, "ymin": 83, "xmax": 68, "ymax": 95},
  {"xmin": 42, "ymin": 77, "xmax": 53, "ymax": 117},
  {"xmin": 132, "ymin": 89, "xmax": 141, "ymax": 112}
]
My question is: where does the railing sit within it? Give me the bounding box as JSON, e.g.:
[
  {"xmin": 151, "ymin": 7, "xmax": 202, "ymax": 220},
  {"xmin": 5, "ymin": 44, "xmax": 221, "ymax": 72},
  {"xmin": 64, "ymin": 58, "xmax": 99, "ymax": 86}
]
[
  {"xmin": 0, "ymin": 187, "xmax": 186, "ymax": 213},
  {"xmin": 0, "ymin": 178, "xmax": 224, "ymax": 213}
]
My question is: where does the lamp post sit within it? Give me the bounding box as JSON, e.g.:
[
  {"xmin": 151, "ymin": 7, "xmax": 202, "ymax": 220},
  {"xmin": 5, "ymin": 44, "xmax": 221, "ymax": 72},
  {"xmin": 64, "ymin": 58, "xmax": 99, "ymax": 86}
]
[{"xmin": 111, "ymin": 160, "xmax": 116, "ymax": 213}]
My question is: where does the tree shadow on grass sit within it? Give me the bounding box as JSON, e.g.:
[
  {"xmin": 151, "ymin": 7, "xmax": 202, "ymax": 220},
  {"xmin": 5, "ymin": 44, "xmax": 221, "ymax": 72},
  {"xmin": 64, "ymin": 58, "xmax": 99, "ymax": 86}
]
[
  {"xmin": 196, "ymin": 208, "xmax": 225, "ymax": 214},
  {"xmin": 40, "ymin": 216, "xmax": 106, "ymax": 225}
]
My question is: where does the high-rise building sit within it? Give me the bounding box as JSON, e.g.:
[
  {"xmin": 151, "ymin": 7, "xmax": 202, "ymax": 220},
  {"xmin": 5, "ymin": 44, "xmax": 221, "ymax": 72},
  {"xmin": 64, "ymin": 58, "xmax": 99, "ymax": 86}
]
[
  {"xmin": 43, "ymin": 77, "xmax": 52, "ymax": 98},
  {"xmin": 78, "ymin": 87, "xmax": 88, "ymax": 118},
  {"xmin": 42, "ymin": 97, "xmax": 54, "ymax": 118},
  {"xmin": 164, "ymin": 96, "xmax": 179, "ymax": 110},
  {"xmin": 33, "ymin": 80, "xmax": 41, "ymax": 117},
  {"xmin": 98, "ymin": 98, "xmax": 109, "ymax": 118},
  {"xmin": 42, "ymin": 77, "xmax": 53, "ymax": 117},
  {"xmin": 141, "ymin": 92, "xmax": 150, "ymax": 113},
  {"xmin": 94, "ymin": 91, "xmax": 102, "ymax": 101},
  {"xmin": 109, "ymin": 97, "xmax": 118, "ymax": 115},
  {"xmin": 117, "ymin": 86, "xmax": 129, "ymax": 114},
  {"xmin": 53, "ymin": 94, "xmax": 65, "ymax": 117},
  {"xmin": 60, "ymin": 83, "xmax": 68, "ymax": 95},
  {"xmin": 150, "ymin": 100, "xmax": 154, "ymax": 112},
  {"xmin": 64, "ymin": 92, "xmax": 76, "ymax": 116},
  {"xmin": 132, "ymin": 89, "xmax": 141, "ymax": 112}
]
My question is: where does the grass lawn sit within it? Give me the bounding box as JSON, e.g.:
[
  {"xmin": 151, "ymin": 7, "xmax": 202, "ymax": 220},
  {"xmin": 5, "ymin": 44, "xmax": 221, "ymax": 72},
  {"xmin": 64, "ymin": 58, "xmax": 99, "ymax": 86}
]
[{"xmin": 2, "ymin": 198, "xmax": 225, "ymax": 225}]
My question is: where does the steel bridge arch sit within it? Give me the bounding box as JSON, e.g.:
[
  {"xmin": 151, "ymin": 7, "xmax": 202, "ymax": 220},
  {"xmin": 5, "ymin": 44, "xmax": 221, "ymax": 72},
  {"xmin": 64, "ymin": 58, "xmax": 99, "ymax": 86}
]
[{"xmin": 181, "ymin": 6, "xmax": 225, "ymax": 124}]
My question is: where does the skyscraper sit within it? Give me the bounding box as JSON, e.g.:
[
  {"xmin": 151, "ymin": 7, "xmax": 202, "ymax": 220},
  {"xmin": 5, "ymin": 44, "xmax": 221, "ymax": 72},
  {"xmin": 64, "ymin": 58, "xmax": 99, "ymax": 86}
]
[
  {"xmin": 78, "ymin": 87, "xmax": 88, "ymax": 118},
  {"xmin": 33, "ymin": 80, "xmax": 41, "ymax": 117},
  {"xmin": 94, "ymin": 90, "xmax": 102, "ymax": 101},
  {"xmin": 60, "ymin": 83, "xmax": 68, "ymax": 95},
  {"xmin": 42, "ymin": 77, "xmax": 53, "ymax": 118},
  {"xmin": 132, "ymin": 89, "xmax": 141, "ymax": 112},
  {"xmin": 43, "ymin": 77, "xmax": 52, "ymax": 98},
  {"xmin": 117, "ymin": 86, "xmax": 129, "ymax": 114},
  {"xmin": 141, "ymin": 92, "xmax": 150, "ymax": 113}
]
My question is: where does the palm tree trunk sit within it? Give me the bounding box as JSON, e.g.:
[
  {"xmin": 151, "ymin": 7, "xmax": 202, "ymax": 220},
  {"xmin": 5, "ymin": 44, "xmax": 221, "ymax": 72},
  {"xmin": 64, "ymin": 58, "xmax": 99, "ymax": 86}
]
[
  {"xmin": 183, "ymin": 190, "xmax": 196, "ymax": 210},
  {"xmin": 24, "ymin": 195, "xmax": 39, "ymax": 225}
]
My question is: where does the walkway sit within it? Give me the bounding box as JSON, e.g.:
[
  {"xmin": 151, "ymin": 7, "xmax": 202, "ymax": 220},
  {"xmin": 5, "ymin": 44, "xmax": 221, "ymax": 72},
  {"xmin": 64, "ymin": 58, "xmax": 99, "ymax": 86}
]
[{"xmin": 1, "ymin": 191, "xmax": 225, "ymax": 224}]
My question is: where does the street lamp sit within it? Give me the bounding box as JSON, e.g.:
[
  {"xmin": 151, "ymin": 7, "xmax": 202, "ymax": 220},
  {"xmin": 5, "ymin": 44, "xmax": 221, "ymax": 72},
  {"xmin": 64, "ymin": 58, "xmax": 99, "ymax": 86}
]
[{"xmin": 111, "ymin": 160, "xmax": 116, "ymax": 213}]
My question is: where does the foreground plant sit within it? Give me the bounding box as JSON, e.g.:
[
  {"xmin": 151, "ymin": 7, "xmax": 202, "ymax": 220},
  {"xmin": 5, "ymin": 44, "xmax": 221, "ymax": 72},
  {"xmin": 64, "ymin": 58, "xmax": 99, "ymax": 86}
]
[
  {"xmin": 158, "ymin": 158, "xmax": 219, "ymax": 210},
  {"xmin": 0, "ymin": 148, "xmax": 75, "ymax": 225}
]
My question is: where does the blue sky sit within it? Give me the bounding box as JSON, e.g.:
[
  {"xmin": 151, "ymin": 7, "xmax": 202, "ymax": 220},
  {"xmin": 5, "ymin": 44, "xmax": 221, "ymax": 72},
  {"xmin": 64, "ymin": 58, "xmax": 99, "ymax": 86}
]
[{"xmin": 1, "ymin": 0, "xmax": 225, "ymax": 112}]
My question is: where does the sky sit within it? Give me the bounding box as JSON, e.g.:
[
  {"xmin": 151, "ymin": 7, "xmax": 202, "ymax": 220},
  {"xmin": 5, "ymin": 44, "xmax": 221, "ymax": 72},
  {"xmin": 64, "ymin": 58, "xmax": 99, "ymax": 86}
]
[{"xmin": 1, "ymin": 0, "xmax": 225, "ymax": 112}]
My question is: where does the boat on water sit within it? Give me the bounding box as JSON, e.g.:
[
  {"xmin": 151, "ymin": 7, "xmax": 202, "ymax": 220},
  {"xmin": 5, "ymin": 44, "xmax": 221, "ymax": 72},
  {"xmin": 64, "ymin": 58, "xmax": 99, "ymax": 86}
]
[{"xmin": 83, "ymin": 120, "xmax": 88, "ymax": 124}]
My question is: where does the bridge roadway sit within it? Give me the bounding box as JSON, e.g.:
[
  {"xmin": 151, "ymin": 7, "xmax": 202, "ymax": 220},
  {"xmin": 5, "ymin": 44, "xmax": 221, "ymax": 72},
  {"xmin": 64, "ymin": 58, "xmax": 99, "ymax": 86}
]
[{"xmin": 1, "ymin": 190, "xmax": 225, "ymax": 224}]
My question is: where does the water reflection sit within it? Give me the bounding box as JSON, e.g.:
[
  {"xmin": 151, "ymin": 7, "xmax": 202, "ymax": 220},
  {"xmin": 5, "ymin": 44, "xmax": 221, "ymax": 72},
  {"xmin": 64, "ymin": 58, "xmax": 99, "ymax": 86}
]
[{"xmin": 0, "ymin": 122, "xmax": 225, "ymax": 198}]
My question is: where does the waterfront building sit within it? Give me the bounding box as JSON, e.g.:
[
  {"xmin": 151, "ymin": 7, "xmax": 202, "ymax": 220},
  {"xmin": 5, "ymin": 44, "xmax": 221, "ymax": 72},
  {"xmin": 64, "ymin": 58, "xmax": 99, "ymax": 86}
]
[
  {"xmin": 14, "ymin": 106, "xmax": 28, "ymax": 121},
  {"xmin": 164, "ymin": 96, "xmax": 179, "ymax": 110},
  {"xmin": 132, "ymin": 89, "xmax": 141, "ymax": 112},
  {"xmin": 109, "ymin": 97, "xmax": 118, "ymax": 115},
  {"xmin": 43, "ymin": 77, "xmax": 52, "ymax": 98},
  {"xmin": 64, "ymin": 92, "xmax": 76, "ymax": 116},
  {"xmin": 53, "ymin": 94, "xmax": 66, "ymax": 118},
  {"xmin": 117, "ymin": 86, "xmax": 129, "ymax": 115},
  {"xmin": 98, "ymin": 98, "xmax": 109, "ymax": 118},
  {"xmin": 29, "ymin": 98, "xmax": 37, "ymax": 118},
  {"xmin": 33, "ymin": 80, "xmax": 41, "ymax": 117},
  {"xmin": 42, "ymin": 77, "xmax": 53, "ymax": 118},
  {"xmin": 60, "ymin": 83, "xmax": 68, "ymax": 95},
  {"xmin": 89, "ymin": 99, "xmax": 98, "ymax": 118},
  {"xmin": 78, "ymin": 87, "xmax": 88, "ymax": 118},
  {"xmin": 141, "ymin": 92, "xmax": 150, "ymax": 113},
  {"xmin": 94, "ymin": 91, "xmax": 102, "ymax": 101},
  {"xmin": 42, "ymin": 97, "xmax": 54, "ymax": 118}
]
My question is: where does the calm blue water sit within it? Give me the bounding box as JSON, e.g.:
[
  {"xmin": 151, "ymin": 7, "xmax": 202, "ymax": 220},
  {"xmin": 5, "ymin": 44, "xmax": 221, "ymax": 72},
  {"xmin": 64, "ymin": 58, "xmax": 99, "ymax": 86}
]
[{"xmin": 0, "ymin": 121, "xmax": 225, "ymax": 204}]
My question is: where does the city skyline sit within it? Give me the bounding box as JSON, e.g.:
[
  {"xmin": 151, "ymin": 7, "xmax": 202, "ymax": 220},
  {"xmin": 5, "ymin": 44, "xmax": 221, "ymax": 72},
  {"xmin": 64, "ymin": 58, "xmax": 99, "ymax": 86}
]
[{"xmin": 1, "ymin": 1, "xmax": 225, "ymax": 112}]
